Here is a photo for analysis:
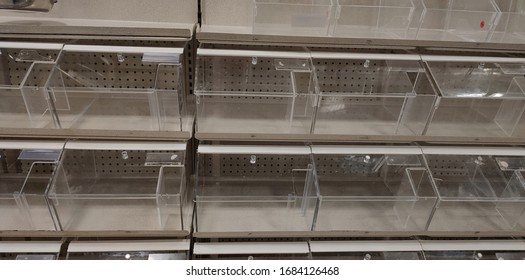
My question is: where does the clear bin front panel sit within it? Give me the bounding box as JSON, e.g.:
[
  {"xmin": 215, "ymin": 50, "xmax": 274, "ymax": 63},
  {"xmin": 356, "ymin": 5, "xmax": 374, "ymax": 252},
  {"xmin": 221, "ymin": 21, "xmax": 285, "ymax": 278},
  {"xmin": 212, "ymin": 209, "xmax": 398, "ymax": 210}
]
[
  {"xmin": 253, "ymin": 0, "xmax": 335, "ymax": 36},
  {"xmin": 48, "ymin": 145, "xmax": 187, "ymax": 231},
  {"xmin": 489, "ymin": 0, "xmax": 525, "ymax": 44},
  {"xmin": 417, "ymin": 0, "xmax": 500, "ymax": 42},
  {"xmin": 196, "ymin": 149, "xmax": 319, "ymax": 233},
  {"xmin": 0, "ymin": 145, "xmax": 60, "ymax": 230},
  {"xmin": 196, "ymin": 50, "xmax": 317, "ymax": 134},
  {"xmin": 334, "ymin": 0, "xmax": 417, "ymax": 39},
  {"xmin": 425, "ymin": 59, "xmax": 525, "ymax": 137},
  {"xmin": 314, "ymin": 151, "xmax": 437, "ymax": 231},
  {"xmin": 313, "ymin": 56, "xmax": 436, "ymax": 136},
  {"xmin": 425, "ymin": 153, "xmax": 525, "ymax": 231},
  {"xmin": 0, "ymin": 44, "xmax": 60, "ymax": 129},
  {"xmin": 46, "ymin": 46, "xmax": 184, "ymax": 132}
]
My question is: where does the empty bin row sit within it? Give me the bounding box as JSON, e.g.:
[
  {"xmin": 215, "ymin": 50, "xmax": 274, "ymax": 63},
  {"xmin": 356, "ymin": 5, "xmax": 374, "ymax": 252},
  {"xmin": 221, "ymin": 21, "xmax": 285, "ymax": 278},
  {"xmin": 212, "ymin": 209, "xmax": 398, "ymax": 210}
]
[
  {"xmin": 244, "ymin": 0, "xmax": 525, "ymax": 43},
  {"xmin": 195, "ymin": 48, "xmax": 525, "ymax": 138},
  {"xmin": 0, "ymin": 140, "xmax": 192, "ymax": 232},
  {"xmin": 0, "ymin": 42, "xmax": 192, "ymax": 133},
  {"xmin": 195, "ymin": 144, "xmax": 525, "ymax": 234}
]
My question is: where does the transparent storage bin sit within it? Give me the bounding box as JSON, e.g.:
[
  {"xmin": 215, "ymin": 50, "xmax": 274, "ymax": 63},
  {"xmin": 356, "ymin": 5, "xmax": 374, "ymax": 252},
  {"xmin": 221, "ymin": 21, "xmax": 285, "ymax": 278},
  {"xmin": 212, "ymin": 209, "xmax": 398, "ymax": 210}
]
[
  {"xmin": 312, "ymin": 146, "xmax": 437, "ymax": 232},
  {"xmin": 66, "ymin": 240, "xmax": 190, "ymax": 260},
  {"xmin": 310, "ymin": 240, "xmax": 423, "ymax": 260},
  {"xmin": 422, "ymin": 147, "xmax": 525, "ymax": 232},
  {"xmin": 490, "ymin": 0, "xmax": 525, "ymax": 44},
  {"xmin": 46, "ymin": 45, "xmax": 186, "ymax": 132},
  {"xmin": 333, "ymin": 0, "xmax": 417, "ymax": 39},
  {"xmin": 424, "ymin": 56, "xmax": 525, "ymax": 138},
  {"xmin": 0, "ymin": 241, "xmax": 62, "ymax": 260},
  {"xmin": 193, "ymin": 242, "xmax": 311, "ymax": 260},
  {"xmin": 195, "ymin": 145, "xmax": 319, "ymax": 233},
  {"xmin": 0, "ymin": 141, "xmax": 62, "ymax": 231},
  {"xmin": 312, "ymin": 53, "xmax": 437, "ymax": 136},
  {"xmin": 195, "ymin": 48, "xmax": 317, "ymax": 135},
  {"xmin": 253, "ymin": 0, "xmax": 335, "ymax": 36},
  {"xmin": 48, "ymin": 141, "xmax": 191, "ymax": 231},
  {"xmin": 0, "ymin": 42, "xmax": 61, "ymax": 129},
  {"xmin": 421, "ymin": 240, "xmax": 525, "ymax": 260},
  {"xmin": 417, "ymin": 0, "xmax": 500, "ymax": 42}
]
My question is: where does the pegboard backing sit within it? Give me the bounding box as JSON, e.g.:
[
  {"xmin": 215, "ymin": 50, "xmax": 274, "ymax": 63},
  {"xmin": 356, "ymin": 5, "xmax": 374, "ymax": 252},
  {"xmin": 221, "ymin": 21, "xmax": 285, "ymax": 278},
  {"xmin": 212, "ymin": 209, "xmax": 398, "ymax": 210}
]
[
  {"xmin": 425, "ymin": 156, "xmax": 469, "ymax": 177},
  {"xmin": 3, "ymin": 49, "xmax": 59, "ymax": 87},
  {"xmin": 198, "ymin": 57, "xmax": 294, "ymax": 93},
  {"xmin": 314, "ymin": 59, "xmax": 417, "ymax": 94},
  {"xmin": 55, "ymin": 52, "xmax": 179, "ymax": 91},
  {"xmin": 314, "ymin": 154, "xmax": 386, "ymax": 176},
  {"xmin": 61, "ymin": 149, "xmax": 184, "ymax": 177},
  {"xmin": 1, "ymin": 149, "xmax": 55, "ymax": 175},
  {"xmin": 199, "ymin": 155, "xmax": 311, "ymax": 177}
]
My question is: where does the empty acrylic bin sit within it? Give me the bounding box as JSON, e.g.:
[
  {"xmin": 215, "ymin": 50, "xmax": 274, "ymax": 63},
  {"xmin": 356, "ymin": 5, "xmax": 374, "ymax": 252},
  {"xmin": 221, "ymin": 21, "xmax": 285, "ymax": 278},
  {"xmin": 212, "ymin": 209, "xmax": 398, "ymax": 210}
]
[
  {"xmin": 195, "ymin": 145, "xmax": 319, "ymax": 233},
  {"xmin": 334, "ymin": 0, "xmax": 417, "ymax": 39},
  {"xmin": 195, "ymin": 48, "xmax": 317, "ymax": 135},
  {"xmin": 46, "ymin": 45, "xmax": 186, "ymax": 132},
  {"xmin": 422, "ymin": 147, "xmax": 525, "ymax": 231},
  {"xmin": 47, "ymin": 141, "xmax": 191, "ymax": 232},
  {"xmin": 253, "ymin": 0, "xmax": 335, "ymax": 36},
  {"xmin": 66, "ymin": 240, "xmax": 190, "ymax": 260},
  {"xmin": 312, "ymin": 146, "xmax": 437, "ymax": 232},
  {"xmin": 424, "ymin": 56, "xmax": 525, "ymax": 138},
  {"xmin": 0, "ymin": 141, "xmax": 63, "ymax": 231},
  {"xmin": 417, "ymin": 0, "xmax": 500, "ymax": 42},
  {"xmin": 312, "ymin": 53, "xmax": 437, "ymax": 136},
  {"xmin": 490, "ymin": 0, "xmax": 525, "ymax": 44},
  {"xmin": 0, "ymin": 42, "xmax": 61, "ymax": 129}
]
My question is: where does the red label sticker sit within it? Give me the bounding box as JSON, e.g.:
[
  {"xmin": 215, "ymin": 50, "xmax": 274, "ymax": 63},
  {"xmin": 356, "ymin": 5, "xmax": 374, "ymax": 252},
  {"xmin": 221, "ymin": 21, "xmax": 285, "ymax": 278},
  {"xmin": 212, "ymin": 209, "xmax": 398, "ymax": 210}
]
[{"xmin": 480, "ymin": 20, "xmax": 485, "ymax": 29}]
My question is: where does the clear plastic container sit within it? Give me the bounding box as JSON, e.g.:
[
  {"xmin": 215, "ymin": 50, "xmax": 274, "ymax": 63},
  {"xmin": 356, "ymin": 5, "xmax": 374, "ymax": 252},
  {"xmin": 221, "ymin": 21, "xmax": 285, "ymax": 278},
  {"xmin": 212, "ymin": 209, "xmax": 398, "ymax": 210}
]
[
  {"xmin": 312, "ymin": 146, "xmax": 437, "ymax": 232},
  {"xmin": 47, "ymin": 141, "xmax": 191, "ymax": 231},
  {"xmin": 0, "ymin": 42, "xmax": 61, "ymax": 129},
  {"xmin": 195, "ymin": 145, "xmax": 319, "ymax": 233},
  {"xmin": 312, "ymin": 53, "xmax": 437, "ymax": 136},
  {"xmin": 66, "ymin": 240, "xmax": 190, "ymax": 260},
  {"xmin": 422, "ymin": 147, "xmax": 525, "ymax": 231},
  {"xmin": 195, "ymin": 48, "xmax": 317, "ymax": 135},
  {"xmin": 334, "ymin": 0, "xmax": 417, "ymax": 39},
  {"xmin": 0, "ymin": 141, "xmax": 62, "ymax": 231},
  {"xmin": 489, "ymin": 0, "xmax": 525, "ymax": 44},
  {"xmin": 46, "ymin": 45, "xmax": 186, "ymax": 132},
  {"xmin": 417, "ymin": 0, "xmax": 500, "ymax": 42},
  {"xmin": 424, "ymin": 56, "xmax": 525, "ymax": 137},
  {"xmin": 310, "ymin": 240, "xmax": 423, "ymax": 260},
  {"xmin": 253, "ymin": 0, "xmax": 335, "ymax": 36}
]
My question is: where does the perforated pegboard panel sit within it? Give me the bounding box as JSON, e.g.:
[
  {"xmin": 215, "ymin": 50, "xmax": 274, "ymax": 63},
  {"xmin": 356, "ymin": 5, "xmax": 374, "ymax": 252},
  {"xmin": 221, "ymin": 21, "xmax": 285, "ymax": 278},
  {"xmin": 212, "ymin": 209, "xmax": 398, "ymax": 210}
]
[
  {"xmin": 3, "ymin": 49, "xmax": 59, "ymax": 87},
  {"xmin": 55, "ymin": 52, "xmax": 179, "ymax": 91},
  {"xmin": 199, "ymin": 154, "xmax": 311, "ymax": 177},
  {"xmin": 61, "ymin": 149, "xmax": 184, "ymax": 176},
  {"xmin": 2, "ymin": 40, "xmax": 188, "ymax": 92},
  {"xmin": 314, "ymin": 59, "xmax": 416, "ymax": 94},
  {"xmin": 314, "ymin": 155, "xmax": 386, "ymax": 176},
  {"xmin": 425, "ymin": 156, "xmax": 470, "ymax": 177},
  {"xmin": 198, "ymin": 57, "xmax": 295, "ymax": 93},
  {"xmin": 0, "ymin": 150, "xmax": 54, "ymax": 175}
]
